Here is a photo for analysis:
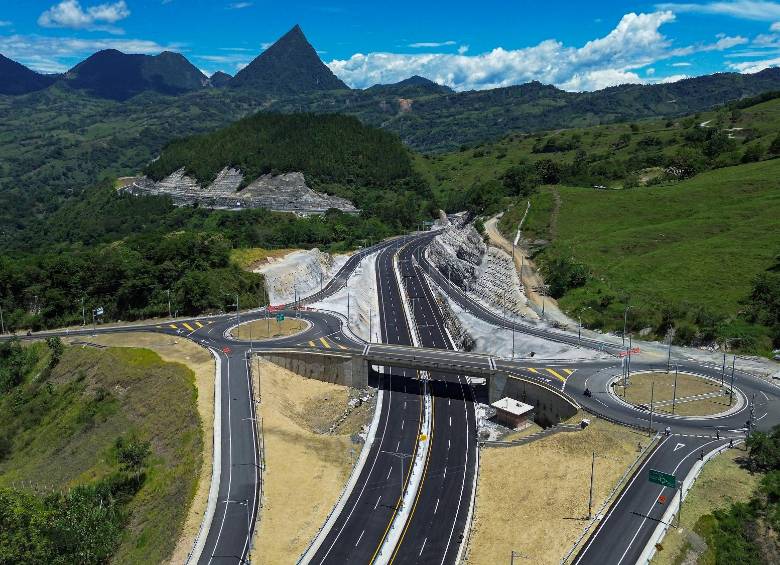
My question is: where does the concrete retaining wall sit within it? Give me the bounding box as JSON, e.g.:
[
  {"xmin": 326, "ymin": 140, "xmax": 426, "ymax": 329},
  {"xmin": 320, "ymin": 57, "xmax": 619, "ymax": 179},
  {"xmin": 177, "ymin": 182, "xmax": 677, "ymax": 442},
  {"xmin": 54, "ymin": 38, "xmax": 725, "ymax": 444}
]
[
  {"xmin": 489, "ymin": 372, "xmax": 579, "ymax": 427},
  {"xmin": 258, "ymin": 351, "xmax": 369, "ymax": 388}
]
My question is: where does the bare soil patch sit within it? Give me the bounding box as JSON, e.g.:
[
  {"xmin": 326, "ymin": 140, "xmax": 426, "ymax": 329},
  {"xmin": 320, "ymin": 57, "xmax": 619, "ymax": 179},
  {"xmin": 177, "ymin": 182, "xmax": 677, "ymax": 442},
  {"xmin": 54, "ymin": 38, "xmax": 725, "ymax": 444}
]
[
  {"xmin": 466, "ymin": 416, "xmax": 648, "ymax": 564},
  {"xmin": 249, "ymin": 359, "xmax": 374, "ymax": 563}
]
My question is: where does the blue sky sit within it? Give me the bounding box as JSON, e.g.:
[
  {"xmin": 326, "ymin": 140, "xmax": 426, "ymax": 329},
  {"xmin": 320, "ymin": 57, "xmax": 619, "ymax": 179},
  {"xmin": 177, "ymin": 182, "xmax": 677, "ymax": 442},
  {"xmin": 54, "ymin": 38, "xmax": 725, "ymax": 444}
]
[{"xmin": 2, "ymin": 0, "xmax": 780, "ymax": 90}]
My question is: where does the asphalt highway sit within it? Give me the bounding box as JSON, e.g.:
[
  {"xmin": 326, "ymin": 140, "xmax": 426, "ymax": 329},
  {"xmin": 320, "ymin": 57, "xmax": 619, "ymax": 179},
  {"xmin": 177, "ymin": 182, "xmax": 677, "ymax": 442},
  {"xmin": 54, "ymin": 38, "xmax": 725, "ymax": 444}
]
[{"xmin": 6, "ymin": 229, "xmax": 780, "ymax": 565}]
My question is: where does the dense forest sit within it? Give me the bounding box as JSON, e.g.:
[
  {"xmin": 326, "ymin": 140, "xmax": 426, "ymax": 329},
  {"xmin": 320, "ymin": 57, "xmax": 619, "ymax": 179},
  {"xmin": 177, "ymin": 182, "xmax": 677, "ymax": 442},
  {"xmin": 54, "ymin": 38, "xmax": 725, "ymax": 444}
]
[{"xmin": 145, "ymin": 112, "xmax": 435, "ymax": 226}]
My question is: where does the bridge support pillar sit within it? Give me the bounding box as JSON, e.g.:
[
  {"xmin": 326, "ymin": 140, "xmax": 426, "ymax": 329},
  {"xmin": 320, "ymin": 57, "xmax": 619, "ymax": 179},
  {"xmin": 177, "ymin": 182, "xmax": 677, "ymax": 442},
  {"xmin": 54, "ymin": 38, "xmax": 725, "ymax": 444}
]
[{"xmin": 489, "ymin": 372, "xmax": 578, "ymax": 427}]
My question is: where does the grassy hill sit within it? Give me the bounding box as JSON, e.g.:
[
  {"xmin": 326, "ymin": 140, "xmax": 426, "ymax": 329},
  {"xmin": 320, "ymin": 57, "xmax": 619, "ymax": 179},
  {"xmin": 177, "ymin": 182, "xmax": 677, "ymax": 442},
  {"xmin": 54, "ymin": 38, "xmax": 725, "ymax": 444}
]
[
  {"xmin": 415, "ymin": 92, "xmax": 780, "ymax": 207},
  {"xmin": 0, "ymin": 339, "xmax": 202, "ymax": 563},
  {"xmin": 498, "ymin": 159, "xmax": 780, "ymax": 352}
]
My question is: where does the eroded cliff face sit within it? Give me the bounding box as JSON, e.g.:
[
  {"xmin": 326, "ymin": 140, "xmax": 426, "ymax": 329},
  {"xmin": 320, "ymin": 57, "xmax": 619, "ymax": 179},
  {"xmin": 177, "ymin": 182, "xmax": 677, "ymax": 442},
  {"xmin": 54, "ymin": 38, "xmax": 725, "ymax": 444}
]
[{"xmin": 124, "ymin": 168, "xmax": 358, "ymax": 215}]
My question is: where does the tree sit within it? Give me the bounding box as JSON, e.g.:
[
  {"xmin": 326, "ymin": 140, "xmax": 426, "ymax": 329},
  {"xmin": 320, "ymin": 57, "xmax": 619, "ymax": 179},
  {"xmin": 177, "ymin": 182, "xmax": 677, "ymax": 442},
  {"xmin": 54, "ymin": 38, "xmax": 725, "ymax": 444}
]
[
  {"xmin": 114, "ymin": 434, "xmax": 151, "ymax": 476},
  {"xmin": 46, "ymin": 337, "xmax": 64, "ymax": 369},
  {"xmin": 502, "ymin": 163, "xmax": 539, "ymax": 197},
  {"xmin": 746, "ymin": 426, "xmax": 780, "ymax": 472},
  {"xmin": 535, "ymin": 159, "xmax": 561, "ymax": 185},
  {"xmin": 742, "ymin": 142, "xmax": 765, "ymax": 163},
  {"xmin": 768, "ymin": 134, "xmax": 780, "ymax": 157}
]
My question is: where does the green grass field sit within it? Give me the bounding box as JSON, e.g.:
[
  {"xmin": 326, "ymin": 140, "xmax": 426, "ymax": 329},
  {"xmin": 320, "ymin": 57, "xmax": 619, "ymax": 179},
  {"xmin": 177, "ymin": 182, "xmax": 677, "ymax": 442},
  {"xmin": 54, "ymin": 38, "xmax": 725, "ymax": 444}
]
[
  {"xmin": 505, "ymin": 159, "xmax": 780, "ymax": 349},
  {"xmin": 0, "ymin": 344, "xmax": 203, "ymax": 564},
  {"xmin": 414, "ymin": 95, "xmax": 780, "ymax": 206}
]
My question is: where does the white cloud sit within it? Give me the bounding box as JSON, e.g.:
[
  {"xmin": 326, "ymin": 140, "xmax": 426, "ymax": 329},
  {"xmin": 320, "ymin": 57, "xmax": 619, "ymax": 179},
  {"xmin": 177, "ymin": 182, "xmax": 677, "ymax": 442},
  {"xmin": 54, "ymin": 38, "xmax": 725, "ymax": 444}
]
[
  {"xmin": 0, "ymin": 34, "xmax": 181, "ymax": 73},
  {"xmin": 772, "ymin": 21, "xmax": 780, "ymax": 30},
  {"xmin": 729, "ymin": 55, "xmax": 780, "ymax": 71},
  {"xmin": 329, "ymin": 11, "xmax": 719, "ymax": 91},
  {"xmin": 458, "ymin": 44, "xmax": 469, "ymax": 55},
  {"xmin": 646, "ymin": 67, "xmax": 657, "ymax": 75},
  {"xmin": 672, "ymin": 61, "xmax": 693, "ymax": 65},
  {"xmin": 408, "ymin": 40, "xmax": 456, "ymax": 48},
  {"xmin": 656, "ymin": 1, "xmax": 780, "ymax": 21},
  {"xmin": 0, "ymin": 20, "xmax": 12, "ymax": 27},
  {"xmin": 38, "ymin": 0, "xmax": 129, "ymax": 32},
  {"xmin": 228, "ymin": 2, "xmax": 253, "ymax": 8}
]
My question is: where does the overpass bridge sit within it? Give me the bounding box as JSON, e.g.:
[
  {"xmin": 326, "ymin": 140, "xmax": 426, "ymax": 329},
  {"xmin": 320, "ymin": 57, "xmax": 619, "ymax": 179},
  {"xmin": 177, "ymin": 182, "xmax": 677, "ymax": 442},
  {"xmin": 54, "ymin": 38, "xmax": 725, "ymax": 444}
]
[{"xmin": 252, "ymin": 342, "xmax": 580, "ymax": 426}]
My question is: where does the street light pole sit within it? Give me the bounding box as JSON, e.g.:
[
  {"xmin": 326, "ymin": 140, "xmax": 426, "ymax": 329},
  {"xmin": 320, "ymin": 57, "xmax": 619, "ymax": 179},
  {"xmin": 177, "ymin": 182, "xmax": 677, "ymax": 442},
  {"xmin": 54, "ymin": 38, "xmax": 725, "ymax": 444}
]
[
  {"xmin": 666, "ymin": 331, "xmax": 672, "ymax": 373},
  {"xmin": 167, "ymin": 289, "xmax": 171, "ymax": 318},
  {"xmin": 623, "ymin": 304, "xmax": 630, "ymax": 347},
  {"xmin": 672, "ymin": 364, "xmax": 679, "ymax": 415},
  {"xmin": 578, "ymin": 314, "xmax": 582, "ymax": 348},
  {"xmin": 649, "ymin": 381, "xmax": 655, "ymax": 435},
  {"xmin": 587, "ymin": 450, "xmax": 596, "ymax": 519},
  {"xmin": 729, "ymin": 355, "xmax": 736, "ymax": 405},
  {"xmin": 81, "ymin": 296, "xmax": 86, "ymax": 326}
]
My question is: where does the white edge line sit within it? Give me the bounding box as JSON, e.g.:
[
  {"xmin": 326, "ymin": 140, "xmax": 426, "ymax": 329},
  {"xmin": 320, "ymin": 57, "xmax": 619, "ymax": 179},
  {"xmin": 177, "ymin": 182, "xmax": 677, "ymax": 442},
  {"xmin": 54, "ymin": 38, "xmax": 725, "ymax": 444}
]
[
  {"xmin": 186, "ymin": 347, "xmax": 223, "ymax": 564},
  {"xmin": 637, "ymin": 440, "xmax": 739, "ymax": 564}
]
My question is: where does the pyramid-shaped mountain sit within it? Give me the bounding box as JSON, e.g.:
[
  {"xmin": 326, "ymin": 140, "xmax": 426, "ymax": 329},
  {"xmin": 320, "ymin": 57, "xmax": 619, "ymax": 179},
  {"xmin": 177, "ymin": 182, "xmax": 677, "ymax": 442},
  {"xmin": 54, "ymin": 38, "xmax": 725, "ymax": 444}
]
[
  {"xmin": 229, "ymin": 25, "xmax": 348, "ymax": 93},
  {"xmin": 209, "ymin": 71, "xmax": 233, "ymax": 87},
  {"xmin": 367, "ymin": 75, "xmax": 454, "ymax": 95},
  {"xmin": 64, "ymin": 50, "xmax": 208, "ymax": 101},
  {"xmin": 0, "ymin": 54, "xmax": 60, "ymax": 95}
]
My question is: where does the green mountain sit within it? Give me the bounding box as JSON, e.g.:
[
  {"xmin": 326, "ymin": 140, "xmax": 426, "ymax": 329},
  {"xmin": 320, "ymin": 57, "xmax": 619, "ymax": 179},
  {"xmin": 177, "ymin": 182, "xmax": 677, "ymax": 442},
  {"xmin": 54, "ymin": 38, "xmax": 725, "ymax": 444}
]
[
  {"xmin": 228, "ymin": 25, "xmax": 349, "ymax": 93},
  {"xmin": 267, "ymin": 69, "xmax": 780, "ymax": 152},
  {"xmin": 145, "ymin": 112, "xmax": 432, "ymax": 224},
  {"xmin": 366, "ymin": 75, "xmax": 454, "ymax": 96},
  {"xmin": 0, "ymin": 54, "xmax": 59, "ymax": 95},
  {"xmin": 209, "ymin": 70, "xmax": 233, "ymax": 87},
  {"xmin": 63, "ymin": 49, "xmax": 208, "ymax": 101}
]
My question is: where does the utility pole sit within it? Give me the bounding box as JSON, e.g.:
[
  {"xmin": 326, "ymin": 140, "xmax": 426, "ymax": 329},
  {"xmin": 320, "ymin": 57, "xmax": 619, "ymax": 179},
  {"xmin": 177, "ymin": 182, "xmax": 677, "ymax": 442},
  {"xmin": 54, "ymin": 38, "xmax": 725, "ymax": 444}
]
[
  {"xmin": 512, "ymin": 322, "xmax": 515, "ymax": 359},
  {"xmin": 672, "ymin": 364, "xmax": 679, "ymax": 415},
  {"xmin": 236, "ymin": 293, "xmax": 240, "ymax": 327},
  {"xmin": 578, "ymin": 314, "xmax": 582, "ymax": 348},
  {"xmin": 347, "ymin": 292, "xmax": 350, "ymax": 322},
  {"xmin": 320, "ymin": 272, "xmax": 323, "ymax": 293},
  {"xmin": 167, "ymin": 289, "xmax": 171, "ymax": 318},
  {"xmin": 622, "ymin": 304, "xmax": 629, "ymax": 347},
  {"xmin": 729, "ymin": 355, "xmax": 736, "ymax": 405},
  {"xmin": 666, "ymin": 332, "xmax": 672, "ymax": 373},
  {"xmin": 649, "ymin": 381, "xmax": 655, "ymax": 435},
  {"xmin": 587, "ymin": 450, "xmax": 596, "ymax": 519},
  {"xmin": 81, "ymin": 296, "xmax": 86, "ymax": 326},
  {"xmin": 721, "ymin": 347, "xmax": 726, "ymax": 386},
  {"xmin": 368, "ymin": 307, "xmax": 372, "ymax": 343}
]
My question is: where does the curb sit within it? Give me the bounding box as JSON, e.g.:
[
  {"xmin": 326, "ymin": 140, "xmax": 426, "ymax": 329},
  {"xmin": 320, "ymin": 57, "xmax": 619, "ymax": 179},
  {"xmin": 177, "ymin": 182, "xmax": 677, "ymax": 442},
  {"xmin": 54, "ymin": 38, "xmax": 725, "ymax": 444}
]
[
  {"xmin": 186, "ymin": 348, "xmax": 223, "ymax": 564},
  {"xmin": 636, "ymin": 440, "xmax": 740, "ymax": 564}
]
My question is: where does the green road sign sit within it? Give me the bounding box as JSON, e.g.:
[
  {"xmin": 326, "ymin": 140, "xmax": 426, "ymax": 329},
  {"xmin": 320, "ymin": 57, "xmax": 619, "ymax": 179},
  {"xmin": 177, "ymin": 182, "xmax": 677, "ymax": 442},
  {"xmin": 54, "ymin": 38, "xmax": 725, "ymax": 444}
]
[
  {"xmin": 649, "ymin": 468, "xmax": 676, "ymax": 488},
  {"xmin": 276, "ymin": 313, "xmax": 285, "ymax": 322}
]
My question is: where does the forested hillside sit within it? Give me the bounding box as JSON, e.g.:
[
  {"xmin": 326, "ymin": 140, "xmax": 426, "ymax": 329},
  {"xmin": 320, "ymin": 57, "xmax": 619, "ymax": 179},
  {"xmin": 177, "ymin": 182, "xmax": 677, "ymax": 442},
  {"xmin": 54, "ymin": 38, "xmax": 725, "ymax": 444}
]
[{"xmin": 145, "ymin": 112, "xmax": 435, "ymax": 226}]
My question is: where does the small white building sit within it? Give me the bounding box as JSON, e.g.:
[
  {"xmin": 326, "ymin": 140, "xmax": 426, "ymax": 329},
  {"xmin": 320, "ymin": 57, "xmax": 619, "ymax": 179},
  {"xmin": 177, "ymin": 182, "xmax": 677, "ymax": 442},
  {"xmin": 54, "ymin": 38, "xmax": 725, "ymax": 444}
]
[{"xmin": 491, "ymin": 397, "xmax": 534, "ymax": 429}]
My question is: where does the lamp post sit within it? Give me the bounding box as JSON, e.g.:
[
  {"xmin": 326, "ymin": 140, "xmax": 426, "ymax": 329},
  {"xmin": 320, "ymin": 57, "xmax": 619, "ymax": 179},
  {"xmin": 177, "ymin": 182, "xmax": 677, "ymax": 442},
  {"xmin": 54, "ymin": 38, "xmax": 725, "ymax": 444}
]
[
  {"xmin": 381, "ymin": 450, "xmax": 413, "ymax": 510},
  {"xmin": 587, "ymin": 451, "xmax": 596, "ymax": 519}
]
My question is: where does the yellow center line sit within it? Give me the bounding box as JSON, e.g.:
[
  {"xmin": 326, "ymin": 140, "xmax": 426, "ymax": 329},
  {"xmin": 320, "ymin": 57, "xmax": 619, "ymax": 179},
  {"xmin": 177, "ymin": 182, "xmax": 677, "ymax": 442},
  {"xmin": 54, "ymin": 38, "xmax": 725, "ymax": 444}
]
[
  {"xmin": 526, "ymin": 367, "xmax": 540, "ymax": 374},
  {"xmin": 545, "ymin": 368, "xmax": 567, "ymax": 382},
  {"xmin": 169, "ymin": 324, "xmax": 177, "ymax": 329},
  {"xmin": 308, "ymin": 340, "xmax": 316, "ymax": 347},
  {"xmin": 369, "ymin": 374, "xmax": 425, "ymax": 563},
  {"xmin": 195, "ymin": 321, "xmax": 204, "ymax": 328},
  {"xmin": 182, "ymin": 322, "xmax": 194, "ymax": 332},
  {"xmin": 319, "ymin": 337, "xmax": 331, "ymax": 349},
  {"xmin": 563, "ymin": 368, "xmax": 574, "ymax": 376},
  {"xmin": 389, "ymin": 388, "xmax": 435, "ymax": 564}
]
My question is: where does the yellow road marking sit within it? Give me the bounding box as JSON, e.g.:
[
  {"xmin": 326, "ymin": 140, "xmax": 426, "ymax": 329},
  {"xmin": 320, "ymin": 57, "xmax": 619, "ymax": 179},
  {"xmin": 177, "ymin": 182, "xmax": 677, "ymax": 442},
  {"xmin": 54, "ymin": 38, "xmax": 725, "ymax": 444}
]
[
  {"xmin": 371, "ymin": 374, "xmax": 425, "ymax": 564},
  {"xmin": 338, "ymin": 344, "xmax": 348, "ymax": 350},
  {"xmin": 169, "ymin": 324, "xmax": 177, "ymax": 329},
  {"xmin": 182, "ymin": 322, "xmax": 194, "ymax": 331},
  {"xmin": 545, "ymin": 368, "xmax": 567, "ymax": 382},
  {"xmin": 308, "ymin": 340, "xmax": 316, "ymax": 347},
  {"xmin": 195, "ymin": 321, "xmax": 204, "ymax": 328},
  {"xmin": 320, "ymin": 337, "xmax": 331, "ymax": 349},
  {"xmin": 526, "ymin": 367, "xmax": 540, "ymax": 374},
  {"xmin": 389, "ymin": 386, "xmax": 434, "ymax": 564},
  {"xmin": 563, "ymin": 368, "xmax": 574, "ymax": 376}
]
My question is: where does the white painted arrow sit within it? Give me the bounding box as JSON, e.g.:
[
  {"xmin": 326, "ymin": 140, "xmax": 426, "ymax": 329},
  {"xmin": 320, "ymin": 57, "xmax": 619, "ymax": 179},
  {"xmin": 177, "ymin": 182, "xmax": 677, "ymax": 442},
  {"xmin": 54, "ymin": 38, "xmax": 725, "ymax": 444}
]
[{"xmin": 674, "ymin": 443, "xmax": 685, "ymax": 452}]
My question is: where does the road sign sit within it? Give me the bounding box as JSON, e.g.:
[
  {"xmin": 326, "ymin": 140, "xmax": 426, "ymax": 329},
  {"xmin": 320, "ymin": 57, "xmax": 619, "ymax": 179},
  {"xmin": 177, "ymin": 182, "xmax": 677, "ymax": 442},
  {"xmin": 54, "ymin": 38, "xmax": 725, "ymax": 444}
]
[
  {"xmin": 94, "ymin": 306, "xmax": 104, "ymax": 316},
  {"xmin": 222, "ymin": 346, "xmax": 232, "ymax": 354},
  {"xmin": 649, "ymin": 468, "xmax": 677, "ymax": 488},
  {"xmin": 276, "ymin": 313, "xmax": 285, "ymax": 322},
  {"xmin": 658, "ymin": 495, "xmax": 667, "ymax": 504}
]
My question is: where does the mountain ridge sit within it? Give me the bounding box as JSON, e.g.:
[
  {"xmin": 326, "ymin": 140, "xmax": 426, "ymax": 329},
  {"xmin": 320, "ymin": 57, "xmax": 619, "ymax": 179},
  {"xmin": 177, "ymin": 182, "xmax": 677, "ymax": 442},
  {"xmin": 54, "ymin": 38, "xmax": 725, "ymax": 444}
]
[{"xmin": 228, "ymin": 24, "xmax": 348, "ymax": 93}]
